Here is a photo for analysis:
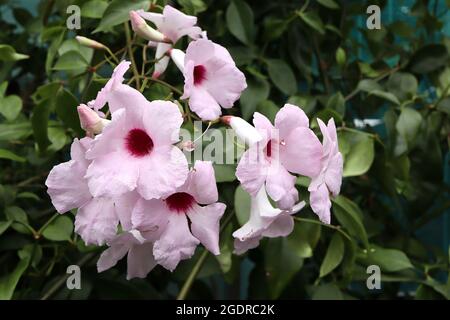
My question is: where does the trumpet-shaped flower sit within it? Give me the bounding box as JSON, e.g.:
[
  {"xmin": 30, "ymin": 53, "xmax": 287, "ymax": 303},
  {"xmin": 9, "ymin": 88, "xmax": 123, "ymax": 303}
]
[
  {"xmin": 131, "ymin": 161, "xmax": 226, "ymax": 271},
  {"xmin": 85, "ymin": 100, "xmax": 189, "ymax": 201},
  {"xmin": 308, "ymin": 118, "xmax": 343, "ymax": 224},
  {"xmin": 233, "ymin": 186, "xmax": 305, "ymax": 255},
  {"xmin": 235, "ymin": 104, "xmax": 323, "ymax": 209},
  {"xmin": 137, "ymin": 6, "xmax": 202, "ymax": 78},
  {"xmin": 171, "ymin": 39, "xmax": 247, "ymax": 121}
]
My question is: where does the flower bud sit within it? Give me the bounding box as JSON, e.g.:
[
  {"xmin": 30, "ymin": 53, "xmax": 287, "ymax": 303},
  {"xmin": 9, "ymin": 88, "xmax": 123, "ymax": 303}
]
[
  {"xmin": 77, "ymin": 104, "xmax": 110, "ymax": 136},
  {"xmin": 75, "ymin": 36, "xmax": 106, "ymax": 50},
  {"xmin": 169, "ymin": 48, "xmax": 185, "ymax": 73},
  {"xmin": 129, "ymin": 11, "xmax": 169, "ymax": 43},
  {"xmin": 221, "ymin": 116, "xmax": 262, "ymax": 146}
]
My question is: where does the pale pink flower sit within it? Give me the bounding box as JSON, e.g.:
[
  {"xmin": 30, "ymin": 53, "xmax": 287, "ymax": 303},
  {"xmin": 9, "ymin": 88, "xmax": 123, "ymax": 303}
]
[
  {"xmin": 45, "ymin": 138, "xmax": 119, "ymax": 245},
  {"xmin": 131, "ymin": 161, "xmax": 226, "ymax": 271},
  {"xmin": 87, "ymin": 61, "xmax": 150, "ymax": 115},
  {"xmin": 235, "ymin": 104, "xmax": 323, "ymax": 209},
  {"xmin": 233, "ymin": 186, "xmax": 305, "ymax": 255},
  {"xmin": 97, "ymin": 229, "xmax": 159, "ymax": 280},
  {"xmin": 170, "ymin": 39, "xmax": 247, "ymax": 121},
  {"xmin": 308, "ymin": 118, "xmax": 343, "ymax": 224},
  {"xmin": 137, "ymin": 6, "xmax": 202, "ymax": 44},
  {"xmin": 137, "ymin": 6, "xmax": 202, "ymax": 78},
  {"xmin": 85, "ymin": 99, "xmax": 189, "ymax": 201}
]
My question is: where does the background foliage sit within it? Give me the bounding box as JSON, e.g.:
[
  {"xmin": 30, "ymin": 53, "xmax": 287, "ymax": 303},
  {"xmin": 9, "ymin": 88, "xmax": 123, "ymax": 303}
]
[{"xmin": 0, "ymin": 0, "xmax": 450, "ymax": 300}]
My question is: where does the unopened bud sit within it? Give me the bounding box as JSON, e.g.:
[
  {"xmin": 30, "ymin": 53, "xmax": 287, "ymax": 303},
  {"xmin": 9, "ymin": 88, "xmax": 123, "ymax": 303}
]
[
  {"xmin": 129, "ymin": 11, "xmax": 169, "ymax": 43},
  {"xmin": 75, "ymin": 36, "xmax": 106, "ymax": 50},
  {"xmin": 221, "ymin": 116, "xmax": 262, "ymax": 146},
  {"xmin": 77, "ymin": 104, "xmax": 110, "ymax": 136},
  {"xmin": 169, "ymin": 48, "xmax": 185, "ymax": 73}
]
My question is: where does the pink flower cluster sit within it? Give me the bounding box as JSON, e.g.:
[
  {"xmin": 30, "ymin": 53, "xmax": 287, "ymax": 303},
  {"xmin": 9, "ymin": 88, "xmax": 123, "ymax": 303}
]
[{"xmin": 46, "ymin": 5, "xmax": 343, "ymax": 279}]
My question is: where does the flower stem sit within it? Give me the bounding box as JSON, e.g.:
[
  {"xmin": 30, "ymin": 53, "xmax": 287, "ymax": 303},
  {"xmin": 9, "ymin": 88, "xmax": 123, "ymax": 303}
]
[
  {"xmin": 176, "ymin": 212, "xmax": 234, "ymax": 300},
  {"xmin": 293, "ymin": 216, "xmax": 352, "ymax": 242},
  {"xmin": 124, "ymin": 22, "xmax": 141, "ymax": 89}
]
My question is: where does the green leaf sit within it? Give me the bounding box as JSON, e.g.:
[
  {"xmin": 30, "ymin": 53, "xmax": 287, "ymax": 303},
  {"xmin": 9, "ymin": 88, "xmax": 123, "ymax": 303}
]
[
  {"xmin": 213, "ymin": 164, "xmax": 236, "ymax": 183},
  {"xmin": 265, "ymin": 237, "xmax": 304, "ymax": 299},
  {"xmin": 45, "ymin": 29, "xmax": 66, "ymax": 75},
  {"xmin": 338, "ymin": 130, "xmax": 374, "ymax": 177},
  {"xmin": 234, "ymin": 186, "xmax": 251, "ymax": 226},
  {"xmin": 336, "ymin": 47, "xmax": 346, "ymax": 66},
  {"xmin": 0, "ymin": 149, "xmax": 25, "ymax": 162},
  {"xmin": 409, "ymin": 44, "xmax": 448, "ymax": 74},
  {"xmin": 332, "ymin": 195, "xmax": 369, "ymax": 247},
  {"xmin": 326, "ymin": 92, "xmax": 345, "ymax": 117},
  {"xmin": 226, "ymin": 0, "xmax": 255, "ymax": 45},
  {"xmin": 0, "ymin": 253, "xmax": 30, "ymax": 299},
  {"xmin": 0, "ymin": 44, "xmax": 29, "ymax": 61},
  {"xmin": 53, "ymin": 51, "xmax": 88, "ymax": 71},
  {"xmin": 317, "ymin": 0, "xmax": 339, "ymax": 9},
  {"xmin": 0, "ymin": 83, "xmax": 22, "ymax": 121},
  {"xmin": 319, "ymin": 233, "xmax": 345, "ymax": 277},
  {"xmin": 240, "ymin": 77, "xmax": 270, "ymax": 120},
  {"xmin": 387, "ymin": 72, "xmax": 418, "ymax": 101},
  {"xmin": 362, "ymin": 246, "xmax": 413, "ymax": 272},
  {"xmin": 31, "ymin": 101, "xmax": 51, "ymax": 152},
  {"xmin": 395, "ymin": 107, "xmax": 422, "ymax": 155},
  {"xmin": 0, "ymin": 221, "xmax": 12, "ymax": 236},
  {"xmin": 263, "ymin": 18, "xmax": 288, "ymax": 41},
  {"xmin": 267, "ymin": 59, "xmax": 297, "ymax": 95},
  {"xmin": 81, "ymin": 0, "xmax": 108, "ymax": 19},
  {"xmin": 178, "ymin": 0, "xmax": 207, "ymax": 15},
  {"xmin": 312, "ymin": 284, "xmax": 343, "ymax": 300},
  {"xmin": 287, "ymin": 221, "xmax": 321, "ymax": 258},
  {"xmin": 94, "ymin": 0, "xmax": 149, "ymax": 33},
  {"xmin": 368, "ymin": 90, "xmax": 400, "ymax": 105},
  {"xmin": 0, "ymin": 122, "xmax": 32, "ymax": 141},
  {"xmin": 437, "ymin": 97, "xmax": 450, "ymax": 115},
  {"xmin": 42, "ymin": 215, "xmax": 73, "ymax": 241},
  {"xmin": 256, "ymin": 100, "xmax": 279, "ymax": 123},
  {"xmin": 357, "ymin": 79, "xmax": 382, "ymax": 92},
  {"xmin": 17, "ymin": 192, "xmax": 40, "ymax": 201},
  {"xmin": 298, "ymin": 11, "xmax": 325, "ymax": 35},
  {"xmin": 55, "ymin": 88, "xmax": 83, "ymax": 136}
]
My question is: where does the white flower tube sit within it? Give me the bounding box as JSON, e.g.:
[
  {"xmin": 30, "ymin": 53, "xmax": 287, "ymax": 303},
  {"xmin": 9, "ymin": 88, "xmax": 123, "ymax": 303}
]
[{"xmin": 221, "ymin": 115, "xmax": 262, "ymax": 146}]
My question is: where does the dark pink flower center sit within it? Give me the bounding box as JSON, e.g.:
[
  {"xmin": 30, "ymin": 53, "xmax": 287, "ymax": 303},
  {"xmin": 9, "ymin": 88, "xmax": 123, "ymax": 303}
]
[
  {"xmin": 265, "ymin": 140, "xmax": 273, "ymax": 158},
  {"xmin": 125, "ymin": 128, "xmax": 154, "ymax": 157},
  {"xmin": 193, "ymin": 65, "xmax": 207, "ymax": 85},
  {"xmin": 165, "ymin": 192, "xmax": 196, "ymax": 214}
]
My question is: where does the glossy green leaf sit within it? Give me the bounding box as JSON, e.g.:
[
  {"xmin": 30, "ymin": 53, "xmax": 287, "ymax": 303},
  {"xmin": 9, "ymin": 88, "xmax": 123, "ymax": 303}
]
[
  {"xmin": 0, "ymin": 253, "xmax": 30, "ymax": 299},
  {"xmin": 81, "ymin": 0, "xmax": 108, "ymax": 19},
  {"xmin": 298, "ymin": 11, "xmax": 325, "ymax": 35},
  {"xmin": 55, "ymin": 88, "xmax": 83, "ymax": 136},
  {"xmin": 240, "ymin": 77, "xmax": 270, "ymax": 120},
  {"xmin": 94, "ymin": 0, "xmax": 149, "ymax": 33},
  {"xmin": 319, "ymin": 233, "xmax": 345, "ymax": 277},
  {"xmin": 317, "ymin": 0, "xmax": 339, "ymax": 9},
  {"xmin": 267, "ymin": 59, "xmax": 297, "ymax": 95},
  {"xmin": 42, "ymin": 216, "xmax": 73, "ymax": 241},
  {"xmin": 234, "ymin": 186, "xmax": 251, "ymax": 226},
  {"xmin": 53, "ymin": 51, "xmax": 88, "ymax": 71},
  {"xmin": 0, "ymin": 44, "xmax": 29, "ymax": 61},
  {"xmin": 0, "ymin": 149, "xmax": 25, "ymax": 162},
  {"xmin": 338, "ymin": 130, "xmax": 374, "ymax": 177},
  {"xmin": 226, "ymin": 0, "xmax": 255, "ymax": 45},
  {"xmin": 332, "ymin": 195, "xmax": 369, "ymax": 247}
]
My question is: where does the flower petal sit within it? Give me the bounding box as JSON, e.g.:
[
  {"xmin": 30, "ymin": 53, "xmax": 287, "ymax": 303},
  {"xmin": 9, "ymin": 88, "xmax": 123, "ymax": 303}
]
[
  {"xmin": 236, "ymin": 147, "xmax": 268, "ymax": 196},
  {"xmin": 185, "ymin": 160, "xmax": 218, "ymax": 204},
  {"xmin": 262, "ymin": 214, "xmax": 294, "ymax": 238},
  {"xmin": 126, "ymin": 242, "xmax": 157, "ymax": 279},
  {"xmin": 310, "ymin": 183, "xmax": 331, "ymax": 224},
  {"xmin": 275, "ymin": 104, "xmax": 309, "ymax": 138},
  {"xmin": 188, "ymin": 86, "xmax": 222, "ymax": 120},
  {"xmin": 115, "ymin": 191, "xmax": 141, "ymax": 231},
  {"xmin": 131, "ymin": 198, "xmax": 169, "ymax": 232},
  {"xmin": 143, "ymin": 100, "xmax": 183, "ymax": 146},
  {"xmin": 136, "ymin": 146, "xmax": 188, "ymax": 200},
  {"xmin": 280, "ymin": 127, "xmax": 323, "ymax": 177},
  {"xmin": 187, "ymin": 203, "xmax": 226, "ymax": 255},
  {"xmin": 265, "ymin": 162, "xmax": 296, "ymax": 204},
  {"xmin": 233, "ymin": 236, "xmax": 261, "ymax": 255},
  {"xmin": 75, "ymin": 197, "xmax": 118, "ymax": 245},
  {"xmin": 153, "ymin": 214, "xmax": 200, "ymax": 271},
  {"xmin": 325, "ymin": 152, "xmax": 343, "ymax": 196}
]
